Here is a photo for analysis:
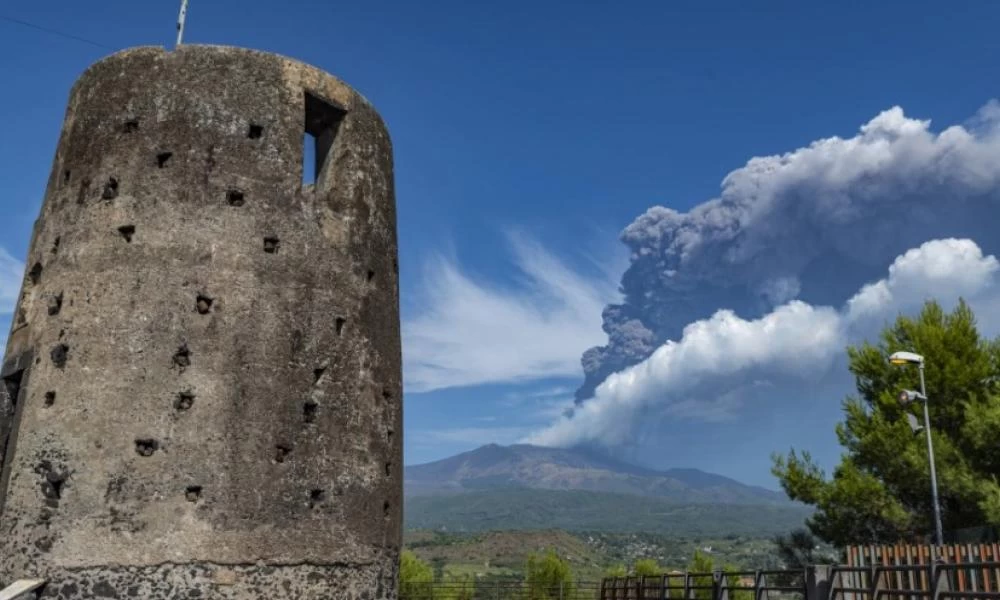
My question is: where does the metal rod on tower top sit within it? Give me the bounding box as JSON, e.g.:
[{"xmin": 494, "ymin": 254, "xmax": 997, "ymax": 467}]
[{"xmin": 176, "ymin": 0, "xmax": 189, "ymax": 47}]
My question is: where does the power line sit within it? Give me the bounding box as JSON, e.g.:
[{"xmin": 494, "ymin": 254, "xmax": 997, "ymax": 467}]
[{"xmin": 0, "ymin": 15, "xmax": 113, "ymax": 50}]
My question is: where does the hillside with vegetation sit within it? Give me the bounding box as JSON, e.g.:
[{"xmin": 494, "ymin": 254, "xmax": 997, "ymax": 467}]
[
  {"xmin": 403, "ymin": 529, "xmax": 792, "ymax": 582},
  {"xmin": 404, "ymin": 488, "xmax": 810, "ymax": 536},
  {"xmin": 406, "ymin": 444, "xmax": 789, "ymax": 504}
]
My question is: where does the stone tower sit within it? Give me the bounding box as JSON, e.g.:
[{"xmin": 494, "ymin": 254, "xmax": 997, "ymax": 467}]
[{"xmin": 0, "ymin": 45, "xmax": 401, "ymax": 599}]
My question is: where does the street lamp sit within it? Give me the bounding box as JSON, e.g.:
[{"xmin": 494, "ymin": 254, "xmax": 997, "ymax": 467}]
[{"xmin": 888, "ymin": 351, "xmax": 944, "ymax": 547}]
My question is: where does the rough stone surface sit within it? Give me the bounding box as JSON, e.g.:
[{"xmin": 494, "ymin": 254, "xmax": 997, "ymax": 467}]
[{"xmin": 0, "ymin": 45, "xmax": 401, "ymax": 599}]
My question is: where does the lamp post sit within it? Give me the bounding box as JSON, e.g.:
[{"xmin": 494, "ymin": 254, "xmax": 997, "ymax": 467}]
[{"xmin": 889, "ymin": 351, "xmax": 944, "ymax": 547}]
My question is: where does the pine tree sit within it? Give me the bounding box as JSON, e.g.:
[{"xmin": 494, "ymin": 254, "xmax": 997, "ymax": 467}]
[{"xmin": 772, "ymin": 300, "xmax": 1000, "ymax": 546}]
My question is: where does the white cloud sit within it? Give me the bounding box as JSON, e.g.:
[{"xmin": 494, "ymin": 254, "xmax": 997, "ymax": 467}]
[
  {"xmin": 402, "ymin": 230, "xmax": 625, "ymax": 393},
  {"xmin": 527, "ymin": 238, "xmax": 1000, "ymax": 448},
  {"xmin": 0, "ymin": 247, "xmax": 23, "ymax": 315}
]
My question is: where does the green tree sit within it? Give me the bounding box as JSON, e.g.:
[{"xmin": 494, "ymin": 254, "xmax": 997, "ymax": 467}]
[
  {"xmin": 633, "ymin": 559, "xmax": 662, "ymax": 576},
  {"xmin": 525, "ymin": 549, "xmax": 575, "ymax": 600},
  {"xmin": 400, "ymin": 550, "xmax": 435, "ymax": 600},
  {"xmin": 604, "ymin": 564, "xmax": 628, "ymax": 578},
  {"xmin": 686, "ymin": 550, "xmax": 716, "ymax": 600},
  {"xmin": 430, "ymin": 556, "xmax": 446, "ymax": 581},
  {"xmin": 772, "ymin": 300, "xmax": 1000, "ymax": 547},
  {"xmin": 773, "ymin": 529, "xmax": 838, "ymax": 569},
  {"xmin": 437, "ymin": 574, "xmax": 475, "ymax": 600}
]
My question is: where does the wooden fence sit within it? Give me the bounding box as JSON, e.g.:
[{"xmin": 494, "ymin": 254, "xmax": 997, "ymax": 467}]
[{"xmin": 845, "ymin": 544, "xmax": 1000, "ymax": 594}]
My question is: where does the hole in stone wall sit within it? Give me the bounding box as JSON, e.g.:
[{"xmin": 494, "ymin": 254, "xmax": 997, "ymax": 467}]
[
  {"xmin": 367, "ymin": 270, "xmax": 375, "ymax": 282},
  {"xmin": 101, "ymin": 177, "xmax": 119, "ymax": 200},
  {"xmin": 50, "ymin": 344, "xmax": 69, "ymax": 369},
  {"xmin": 35, "ymin": 461, "xmax": 68, "ymax": 506},
  {"xmin": 226, "ymin": 190, "xmax": 245, "ymax": 207},
  {"xmin": 263, "ymin": 237, "xmax": 280, "ymax": 254},
  {"xmin": 134, "ymin": 439, "xmax": 159, "ymax": 457},
  {"xmin": 303, "ymin": 400, "xmax": 318, "ymax": 424},
  {"xmin": 52, "ymin": 237, "xmax": 60, "ymax": 254},
  {"xmin": 335, "ymin": 318, "xmax": 345, "ymax": 336},
  {"xmin": 275, "ymin": 445, "xmax": 291, "ymax": 463},
  {"xmin": 185, "ymin": 486, "xmax": 202, "ymax": 502},
  {"xmin": 248, "ymin": 124, "xmax": 263, "ymax": 139},
  {"xmin": 385, "ymin": 462, "xmax": 391, "ymax": 477},
  {"xmin": 44, "ymin": 392, "xmax": 56, "ymax": 407},
  {"xmin": 308, "ymin": 489, "xmax": 325, "ymax": 508},
  {"xmin": 172, "ymin": 344, "xmax": 191, "ymax": 370},
  {"xmin": 302, "ymin": 91, "xmax": 347, "ymax": 187},
  {"xmin": 28, "ymin": 262, "xmax": 43, "ymax": 285},
  {"xmin": 196, "ymin": 294, "xmax": 214, "ymax": 315},
  {"xmin": 174, "ymin": 391, "xmax": 194, "ymax": 411},
  {"xmin": 157, "ymin": 152, "xmax": 173, "ymax": 168},
  {"xmin": 117, "ymin": 225, "xmax": 135, "ymax": 243},
  {"xmin": 76, "ymin": 177, "xmax": 91, "ymax": 205},
  {"xmin": 43, "ymin": 472, "xmax": 66, "ymax": 501},
  {"xmin": 383, "ymin": 500, "xmax": 390, "ymax": 518},
  {"xmin": 63, "ymin": 170, "xmax": 71, "ymax": 185},
  {"xmin": 124, "ymin": 119, "xmax": 139, "ymax": 133},
  {"xmin": 382, "ymin": 388, "xmax": 392, "ymax": 402},
  {"xmin": 313, "ymin": 367, "xmax": 326, "ymax": 385},
  {"xmin": 387, "ymin": 428, "xmax": 394, "ymax": 443},
  {"xmin": 47, "ymin": 293, "xmax": 63, "ymax": 316}
]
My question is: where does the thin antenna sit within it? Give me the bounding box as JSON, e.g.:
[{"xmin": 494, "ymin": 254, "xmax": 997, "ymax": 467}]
[{"xmin": 175, "ymin": 0, "xmax": 189, "ymax": 47}]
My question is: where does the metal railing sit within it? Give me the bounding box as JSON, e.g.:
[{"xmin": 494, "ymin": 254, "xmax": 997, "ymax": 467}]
[
  {"xmin": 828, "ymin": 561, "xmax": 1000, "ymax": 600},
  {"xmin": 599, "ymin": 571, "xmax": 806, "ymax": 600},
  {"xmin": 400, "ymin": 580, "xmax": 603, "ymax": 600}
]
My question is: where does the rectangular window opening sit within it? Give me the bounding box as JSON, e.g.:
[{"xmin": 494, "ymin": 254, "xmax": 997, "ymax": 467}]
[{"xmin": 302, "ymin": 91, "xmax": 347, "ymax": 188}]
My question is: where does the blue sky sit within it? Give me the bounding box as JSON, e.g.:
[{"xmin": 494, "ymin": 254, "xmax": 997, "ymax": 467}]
[{"xmin": 3, "ymin": 1, "xmax": 1000, "ymax": 488}]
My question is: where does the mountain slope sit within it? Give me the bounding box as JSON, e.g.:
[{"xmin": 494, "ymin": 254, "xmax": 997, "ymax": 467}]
[
  {"xmin": 405, "ymin": 444, "xmax": 788, "ymax": 505},
  {"xmin": 404, "ymin": 488, "xmax": 811, "ymax": 536}
]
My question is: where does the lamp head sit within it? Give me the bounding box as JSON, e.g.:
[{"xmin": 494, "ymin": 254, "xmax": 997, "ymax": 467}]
[
  {"xmin": 898, "ymin": 389, "xmax": 927, "ymax": 405},
  {"xmin": 889, "ymin": 351, "xmax": 924, "ymax": 366}
]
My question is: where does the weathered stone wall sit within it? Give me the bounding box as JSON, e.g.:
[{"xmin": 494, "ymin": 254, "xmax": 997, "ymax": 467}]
[{"xmin": 0, "ymin": 45, "xmax": 401, "ymax": 599}]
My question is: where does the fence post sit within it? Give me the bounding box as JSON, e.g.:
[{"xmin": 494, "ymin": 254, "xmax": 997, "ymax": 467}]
[
  {"xmin": 932, "ymin": 562, "xmax": 950, "ymax": 600},
  {"xmin": 806, "ymin": 566, "xmax": 832, "ymax": 600},
  {"xmin": 496, "ymin": 580, "xmax": 500, "ymax": 600},
  {"xmin": 560, "ymin": 580, "xmax": 565, "ymax": 600},
  {"xmin": 714, "ymin": 571, "xmax": 727, "ymax": 600}
]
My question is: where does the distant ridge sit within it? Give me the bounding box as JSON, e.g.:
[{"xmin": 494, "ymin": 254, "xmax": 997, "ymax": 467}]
[{"xmin": 405, "ymin": 443, "xmax": 790, "ymax": 505}]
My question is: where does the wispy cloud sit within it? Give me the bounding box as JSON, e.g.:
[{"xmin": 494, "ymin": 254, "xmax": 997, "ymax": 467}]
[
  {"xmin": 0, "ymin": 247, "xmax": 23, "ymax": 315},
  {"xmin": 402, "ymin": 229, "xmax": 626, "ymax": 393}
]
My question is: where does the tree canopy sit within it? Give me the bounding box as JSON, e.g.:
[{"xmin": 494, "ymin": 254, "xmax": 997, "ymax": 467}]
[
  {"xmin": 399, "ymin": 550, "xmax": 435, "ymax": 600},
  {"xmin": 524, "ymin": 549, "xmax": 575, "ymax": 600},
  {"xmin": 772, "ymin": 300, "xmax": 1000, "ymax": 547}
]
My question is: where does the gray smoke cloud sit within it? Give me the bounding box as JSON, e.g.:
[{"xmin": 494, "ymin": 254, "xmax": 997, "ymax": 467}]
[{"xmin": 575, "ymin": 100, "xmax": 1000, "ymax": 402}]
